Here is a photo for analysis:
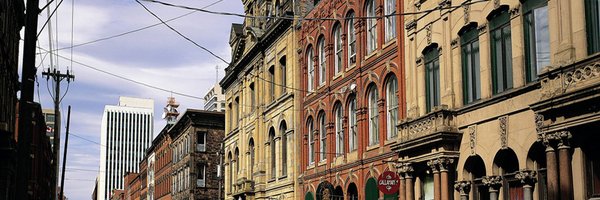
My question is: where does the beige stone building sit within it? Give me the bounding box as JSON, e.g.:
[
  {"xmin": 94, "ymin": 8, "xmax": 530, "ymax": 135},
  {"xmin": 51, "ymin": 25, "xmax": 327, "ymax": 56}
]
[
  {"xmin": 398, "ymin": 0, "xmax": 600, "ymax": 200},
  {"xmin": 219, "ymin": 0, "xmax": 300, "ymax": 199}
]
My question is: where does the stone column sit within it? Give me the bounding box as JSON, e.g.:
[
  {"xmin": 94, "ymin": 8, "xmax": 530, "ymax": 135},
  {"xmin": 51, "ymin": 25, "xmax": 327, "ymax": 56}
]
[
  {"xmin": 454, "ymin": 181, "xmax": 471, "ymax": 200},
  {"xmin": 428, "ymin": 160, "xmax": 441, "ymax": 200},
  {"xmin": 557, "ymin": 131, "xmax": 573, "ymax": 200},
  {"xmin": 399, "ymin": 162, "xmax": 415, "ymax": 200},
  {"xmin": 515, "ymin": 170, "xmax": 537, "ymax": 200},
  {"xmin": 540, "ymin": 132, "xmax": 559, "ymax": 200},
  {"xmin": 399, "ymin": 173, "xmax": 406, "ymax": 200},
  {"xmin": 482, "ymin": 176, "xmax": 502, "ymax": 200},
  {"xmin": 439, "ymin": 158, "xmax": 454, "ymax": 200}
]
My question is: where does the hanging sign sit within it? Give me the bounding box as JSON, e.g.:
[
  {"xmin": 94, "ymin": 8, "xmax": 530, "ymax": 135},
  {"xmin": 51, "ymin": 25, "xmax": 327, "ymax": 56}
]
[{"xmin": 377, "ymin": 171, "xmax": 400, "ymax": 195}]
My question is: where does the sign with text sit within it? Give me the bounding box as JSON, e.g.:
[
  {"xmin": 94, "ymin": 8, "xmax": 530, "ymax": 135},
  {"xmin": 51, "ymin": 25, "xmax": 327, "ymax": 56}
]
[{"xmin": 377, "ymin": 171, "xmax": 400, "ymax": 195}]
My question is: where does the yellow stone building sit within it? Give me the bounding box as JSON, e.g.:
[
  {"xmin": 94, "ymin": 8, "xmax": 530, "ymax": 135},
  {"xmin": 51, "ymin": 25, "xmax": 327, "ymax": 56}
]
[
  {"xmin": 220, "ymin": 0, "xmax": 300, "ymax": 199},
  {"xmin": 398, "ymin": 0, "xmax": 600, "ymax": 200}
]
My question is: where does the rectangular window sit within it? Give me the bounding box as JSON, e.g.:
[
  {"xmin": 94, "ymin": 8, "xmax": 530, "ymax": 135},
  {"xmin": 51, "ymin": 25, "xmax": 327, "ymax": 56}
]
[
  {"xmin": 319, "ymin": 39, "xmax": 326, "ymax": 85},
  {"xmin": 249, "ymin": 83, "xmax": 255, "ymax": 110},
  {"xmin": 385, "ymin": 0, "xmax": 396, "ymax": 42},
  {"xmin": 490, "ymin": 10, "xmax": 513, "ymax": 94},
  {"xmin": 349, "ymin": 98, "xmax": 358, "ymax": 151},
  {"xmin": 269, "ymin": 66, "xmax": 276, "ymax": 101},
  {"xmin": 308, "ymin": 121, "xmax": 315, "ymax": 164},
  {"xmin": 347, "ymin": 13, "xmax": 357, "ymax": 65},
  {"xmin": 308, "ymin": 49, "xmax": 315, "ymax": 92},
  {"xmin": 524, "ymin": 0, "xmax": 550, "ymax": 82},
  {"xmin": 196, "ymin": 131, "xmax": 206, "ymax": 152},
  {"xmin": 425, "ymin": 48, "xmax": 441, "ymax": 112},
  {"xmin": 334, "ymin": 26, "xmax": 343, "ymax": 74},
  {"xmin": 280, "ymin": 57, "xmax": 287, "ymax": 94},
  {"xmin": 367, "ymin": 0, "xmax": 377, "ymax": 53},
  {"xmin": 197, "ymin": 164, "xmax": 205, "ymax": 187},
  {"xmin": 319, "ymin": 115, "xmax": 327, "ymax": 161},
  {"xmin": 461, "ymin": 27, "xmax": 481, "ymax": 104},
  {"xmin": 585, "ymin": 0, "xmax": 600, "ymax": 54}
]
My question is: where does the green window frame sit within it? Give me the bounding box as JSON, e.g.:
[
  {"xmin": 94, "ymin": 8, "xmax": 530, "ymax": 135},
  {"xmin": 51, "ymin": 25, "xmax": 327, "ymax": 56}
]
[
  {"xmin": 490, "ymin": 9, "xmax": 513, "ymax": 94},
  {"xmin": 365, "ymin": 178, "xmax": 380, "ymax": 200},
  {"xmin": 460, "ymin": 26, "xmax": 481, "ymax": 104},
  {"xmin": 424, "ymin": 47, "xmax": 440, "ymax": 112},
  {"xmin": 523, "ymin": 0, "xmax": 550, "ymax": 82},
  {"xmin": 586, "ymin": 0, "xmax": 600, "ymax": 54}
]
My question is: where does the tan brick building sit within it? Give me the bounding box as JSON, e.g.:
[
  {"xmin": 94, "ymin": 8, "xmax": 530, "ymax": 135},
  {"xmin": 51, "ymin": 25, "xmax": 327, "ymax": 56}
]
[
  {"xmin": 220, "ymin": 0, "xmax": 300, "ymax": 199},
  {"xmin": 399, "ymin": 0, "xmax": 600, "ymax": 200}
]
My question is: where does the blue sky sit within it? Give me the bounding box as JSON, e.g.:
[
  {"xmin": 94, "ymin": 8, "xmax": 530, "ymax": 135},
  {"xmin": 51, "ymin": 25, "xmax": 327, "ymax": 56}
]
[{"xmin": 27, "ymin": 0, "xmax": 244, "ymax": 198}]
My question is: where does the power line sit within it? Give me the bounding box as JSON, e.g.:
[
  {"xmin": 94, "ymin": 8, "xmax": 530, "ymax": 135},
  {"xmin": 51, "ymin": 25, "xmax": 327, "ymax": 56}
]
[
  {"xmin": 37, "ymin": 0, "xmax": 65, "ymax": 38},
  {"xmin": 47, "ymin": 0, "xmax": 224, "ymax": 53},
  {"xmin": 135, "ymin": 0, "xmax": 230, "ymax": 64},
  {"xmin": 142, "ymin": 0, "xmax": 489, "ymax": 21},
  {"xmin": 36, "ymin": 46, "xmax": 206, "ymax": 100}
]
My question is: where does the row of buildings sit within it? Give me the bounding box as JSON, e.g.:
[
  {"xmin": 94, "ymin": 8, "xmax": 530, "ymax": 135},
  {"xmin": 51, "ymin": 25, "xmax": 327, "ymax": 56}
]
[
  {"xmin": 95, "ymin": 96, "xmax": 226, "ymax": 200},
  {"xmin": 219, "ymin": 0, "xmax": 600, "ymax": 200}
]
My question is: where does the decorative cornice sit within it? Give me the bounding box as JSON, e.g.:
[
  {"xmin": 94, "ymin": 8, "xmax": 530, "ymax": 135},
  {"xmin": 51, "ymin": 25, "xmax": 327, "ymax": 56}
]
[
  {"xmin": 454, "ymin": 181, "xmax": 471, "ymax": 195},
  {"xmin": 405, "ymin": 19, "xmax": 417, "ymax": 31}
]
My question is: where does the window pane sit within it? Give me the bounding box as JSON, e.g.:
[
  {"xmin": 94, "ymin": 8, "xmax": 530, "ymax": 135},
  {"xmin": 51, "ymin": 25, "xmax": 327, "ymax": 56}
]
[{"xmin": 533, "ymin": 6, "xmax": 550, "ymax": 72}]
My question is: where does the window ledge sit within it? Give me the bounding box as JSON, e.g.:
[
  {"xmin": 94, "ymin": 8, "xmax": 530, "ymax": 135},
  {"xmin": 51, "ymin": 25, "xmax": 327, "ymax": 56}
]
[
  {"xmin": 382, "ymin": 39, "xmax": 396, "ymax": 49},
  {"xmin": 318, "ymin": 160, "xmax": 327, "ymax": 166},
  {"xmin": 364, "ymin": 50, "xmax": 378, "ymax": 60},
  {"xmin": 278, "ymin": 175, "xmax": 288, "ymax": 180},
  {"xmin": 366, "ymin": 144, "xmax": 379, "ymax": 151},
  {"xmin": 346, "ymin": 64, "xmax": 356, "ymax": 71},
  {"xmin": 306, "ymin": 163, "xmax": 315, "ymax": 170}
]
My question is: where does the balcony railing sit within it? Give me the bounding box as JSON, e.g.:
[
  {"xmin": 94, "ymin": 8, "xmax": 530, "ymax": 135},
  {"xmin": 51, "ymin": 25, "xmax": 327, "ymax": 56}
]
[
  {"xmin": 540, "ymin": 53, "xmax": 600, "ymax": 99},
  {"xmin": 196, "ymin": 144, "xmax": 205, "ymax": 152},
  {"xmin": 398, "ymin": 107, "xmax": 457, "ymax": 143}
]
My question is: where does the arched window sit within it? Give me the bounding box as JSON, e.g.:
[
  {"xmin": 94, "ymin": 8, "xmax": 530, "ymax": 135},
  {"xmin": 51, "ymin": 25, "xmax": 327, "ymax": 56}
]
[
  {"xmin": 318, "ymin": 37, "xmax": 326, "ymax": 85},
  {"xmin": 280, "ymin": 56, "xmax": 287, "ymax": 94},
  {"xmin": 249, "ymin": 139, "xmax": 255, "ymax": 176},
  {"xmin": 319, "ymin": 113, "xmax": 327, "ymax": 161},
  {"xmin": 348, "ymin": 96, "xmax": 357, "ymax": 151},
  {"xmin": 366, "ymin": 0, "xmax": 377, "ymax": 53},
  {"xmin": 269, "ymin": 128, "xmax": 276, "ymax": 179},
  {"xmin": 347, "ymin": 12, "xmax": 357, "ymax": 66},
  {"xmin": 307, "ymin": 118, "xmax": 315, "ymax": 165},
  {"xmin": 386, "ymin": 75, "xmax": 398, "ymax": 139},
  {"xmin": 384, "ymin": 0, "xmax": 396, "ymax": 41},
  {"xmin": 368, "ymin": 86, "xmax": 379, "ymax": 145},
  {"xmin": 307, "ymin": 46, "xmax": 315, "ymax": 92},
  {"xmin": 334, "ymin": 24, "xmax": 343, "ymax": 74},
  {"xmin": 227, "ymin": 152, "xmax": 232, "ymax": 192},
  {"xmin": 280, "ymin": 122, "xmax": 288, "ymax": 175},
  {"xmin": 269, "ymin": 65, "xmax": 276, "ymax": 101},
  {"xmin": 334, "ymin": 104, "xmax": 344, "ymax": 156},
  {"xmin": 235, "ymin": 148, "xmax": 240, "ymax": 173},
  {"xmin": 424, "ymin": 46, "xmax": 440, "ymax": 112}
]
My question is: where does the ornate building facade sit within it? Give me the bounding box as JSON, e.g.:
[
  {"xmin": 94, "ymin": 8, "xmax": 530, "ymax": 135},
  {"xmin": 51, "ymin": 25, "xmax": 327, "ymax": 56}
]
[
  {"xmin": 220, "ymin": 0, "xmax": 300, "ymax": 199},
  {"xmin": 297, "ymin": 0, "xmax": 405, "ymax": 199},
  {"xmin": 399, "ymin": 0, "xmax": 600, "ymax": 200}
]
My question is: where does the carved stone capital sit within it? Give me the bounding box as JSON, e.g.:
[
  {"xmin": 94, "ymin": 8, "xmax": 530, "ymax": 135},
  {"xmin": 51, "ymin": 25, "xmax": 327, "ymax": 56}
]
[
  {"xmin": 427, "ymin": 159, "xmax": 439, "ymax": 172},
  {"xmin": 515, "ymin": 170, "xmax": 537, "ymax": 185},
  {"xmin": 538, "ymin": 130, "xmax": 572, "ymax": 148},
  {"xmin": 482, "ymin": 176, "xmax": 503, "ymax": 190},
  {"xmin": 438, "ymin": 158, "xmax": 455, "ymax": 171},
  {"xmin": 454, "ymin": 181, "xmax": 471, "ymax": 195},
  {"xmin": 397, "ymin": 162, "xmax": 414, "ymax": 176}
]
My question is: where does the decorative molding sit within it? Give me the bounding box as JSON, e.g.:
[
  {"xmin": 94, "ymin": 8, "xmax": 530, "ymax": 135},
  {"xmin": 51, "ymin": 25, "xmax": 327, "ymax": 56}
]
[
  {"xmin": 538, "ymin": 130, "xmax": 572, "ymax": 148},
  {"xmin": 416, "ymin": 56, "xmax": 424, "ymax": 65},
  {"xmin": 454, "ymin": 181, "xmax": 471, "ymax": 195},
  {"xmin": 535, "ymin": 114, "xmax": 544, "ymax": 134},
  {"xmin": 478, "ymin": 23, "xmax": 487, "ymax": 34},
  {"xmin": 405, "ymin": 19, "xmax": 417, "ymax": 31},
  {"xmin": 498, "ymin": 115, "xmax": 508, "ymax": 149},
  {"xmin": 463, "ymin": 3, "xmax": 470, "ymax": 25},
  {"xmin": 493, "ymin": 0, "xmax": 500, "ymax": 9},
  {"xmin": 482, "ymin": 176, "xmax": 503, "ymax": 189},
  {"xmin": 515, "ymin": 170, "xmax": 537, "ymax": 185},
  {"xmin": 426, "ymin": 24, "xmax": 433, "ymax": 45},
  {"xmin": 468, "ymin": 125, "xmax": 477, "ymax": 155},
  {"xmin": 510, "ymin": 5, "xmax": 521, "ymax": 17},
  {"xmin": 450, "ymin": 37, "xmax": 459, "ymax": 49}
]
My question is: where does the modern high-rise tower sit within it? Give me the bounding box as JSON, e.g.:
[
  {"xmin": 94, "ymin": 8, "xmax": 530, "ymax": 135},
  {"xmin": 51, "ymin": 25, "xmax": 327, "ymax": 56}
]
[{"xmin": 97, "ymin": 97, "xmax": 154, "ymax": 200}]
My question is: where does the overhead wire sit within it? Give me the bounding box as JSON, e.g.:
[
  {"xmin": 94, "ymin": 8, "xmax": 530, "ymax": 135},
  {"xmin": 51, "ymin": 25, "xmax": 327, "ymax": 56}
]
[
  {"xmin": 135, "ymin": 0, "xmax": 230, "ymax": 64},
  {"xmin": 36, "ymin": 46, "xmax": 206, "ymax": 100},
  {"xmin": 37, "ymin": 0, "xmax": 65, "ymax": 38},
  {"xmin": 47, "ymin": 0, "xmax": 224, "ymax": 53},
  {"xmin": 142, "ymin": 0, "xmax": 490, "ymax": 21}
]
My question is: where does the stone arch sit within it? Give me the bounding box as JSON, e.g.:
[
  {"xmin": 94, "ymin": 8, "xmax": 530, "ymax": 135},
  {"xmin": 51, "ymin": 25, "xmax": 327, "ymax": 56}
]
[
  {"xmin": 316, "ymin": 181, "xmax": 334, "ymax": 200},
  {"xmin": 463, "ymin": 154, "xmax": 486, "ymax": 179},
  {"xmin": 492, "ymin": 148, "xmax": 519, "ymax": 175},
  {"xmin": 347, "ymin": 182, "xmax": 359, "ymax": 200}
]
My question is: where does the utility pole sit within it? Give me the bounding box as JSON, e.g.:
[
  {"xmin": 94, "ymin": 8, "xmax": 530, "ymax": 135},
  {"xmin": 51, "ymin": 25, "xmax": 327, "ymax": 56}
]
[
  {"xmin": 42, "ymin": 68, "xmax": 74, "ymax": 200},
  {"xmin": 59, "ymin": 106, "xmax": 71, "ymax": 200},
  {"xmin": 17, "ymin": 0, "xmax": 40, "ymax": 198}
]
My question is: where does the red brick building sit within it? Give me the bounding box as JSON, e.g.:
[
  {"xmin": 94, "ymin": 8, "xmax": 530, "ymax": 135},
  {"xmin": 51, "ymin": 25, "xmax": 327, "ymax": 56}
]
[
  {"xmin": 123, "ymin": 172, "xmax": 140, "ymax": 200},
  {"xmin": 298, "ymin": 0, "xmax": 405, "ymax": 199}
]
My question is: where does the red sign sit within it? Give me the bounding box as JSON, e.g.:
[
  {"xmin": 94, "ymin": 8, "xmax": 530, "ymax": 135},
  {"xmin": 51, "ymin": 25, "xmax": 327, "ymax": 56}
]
[{"xmin": 377, "ymin": 171, "xmax": 400, "ymax": 195}]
